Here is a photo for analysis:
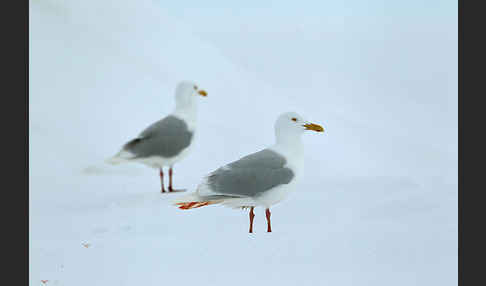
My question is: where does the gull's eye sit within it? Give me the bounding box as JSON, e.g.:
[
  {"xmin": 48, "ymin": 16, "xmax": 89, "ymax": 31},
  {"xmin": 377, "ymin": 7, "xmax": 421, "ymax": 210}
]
[
  {"xmin": 292, "ymin": 118, "xmax": 297, "ymax": 122},
  {"xmin": 194, "ymin": 85, "xmax": 198, "ymax": 90}
]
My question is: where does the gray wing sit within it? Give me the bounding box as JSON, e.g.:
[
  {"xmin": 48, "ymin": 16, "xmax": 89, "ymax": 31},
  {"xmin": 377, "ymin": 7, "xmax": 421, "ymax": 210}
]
[
  {"xmin": 123, "ymin": 115, "xmax": 193, "ymax": 158},
  {"xmin": 206, "ymin": 149, "xmax": 295, "ymax": 197}
]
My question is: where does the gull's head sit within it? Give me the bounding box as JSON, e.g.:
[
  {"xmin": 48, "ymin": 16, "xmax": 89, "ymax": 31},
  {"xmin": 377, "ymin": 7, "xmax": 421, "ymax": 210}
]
[
  {"xmin": 275, "ymin": 112, "xmax": 324, "ymax": 143},
  {"xmin": 174, "ymin": 80, "xmax": 207, "ymax": 108}
]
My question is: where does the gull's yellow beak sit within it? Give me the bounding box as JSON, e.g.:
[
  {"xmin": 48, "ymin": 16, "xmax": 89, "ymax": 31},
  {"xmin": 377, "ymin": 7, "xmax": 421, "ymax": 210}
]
[
  {"xmin": 303, "ymin": 123, "xmax": 324, "ymax": 132},
  {"xmin": 198, "ymin": 90, "xmax": 208, "ymax": 97}
]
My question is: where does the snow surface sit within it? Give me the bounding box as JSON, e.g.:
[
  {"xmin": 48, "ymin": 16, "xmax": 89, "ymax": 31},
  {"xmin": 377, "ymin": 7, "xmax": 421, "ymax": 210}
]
[{"xmin": 30, "ymin": 1, "xmax": 457, "ymax": 285}]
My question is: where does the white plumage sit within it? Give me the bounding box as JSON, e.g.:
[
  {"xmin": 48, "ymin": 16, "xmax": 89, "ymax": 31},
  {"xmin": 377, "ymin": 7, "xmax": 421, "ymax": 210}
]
[
  {"xmin": 173, "ymin": 112, "xmax": 324, "ymax": 232},
  {"xmin": 107, "ymin": 81, "xmax": 207, "ymax": 192}
]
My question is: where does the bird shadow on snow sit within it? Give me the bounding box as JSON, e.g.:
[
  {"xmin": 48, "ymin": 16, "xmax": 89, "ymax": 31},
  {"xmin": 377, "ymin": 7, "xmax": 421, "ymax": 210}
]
[
  {"xmin": 80, "ymin": 163, "xmax": 144, "ymax": 177},
  {"xmin": 104, "ymin": 191, "xmax": 182, "ymax": 209},
  {"xmin": 69, "ymin": 190, "xmax": 179, "ymax": 214}
]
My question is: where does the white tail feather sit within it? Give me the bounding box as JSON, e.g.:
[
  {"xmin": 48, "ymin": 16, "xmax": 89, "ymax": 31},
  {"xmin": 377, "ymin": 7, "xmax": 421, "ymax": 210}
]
[
  {"xmin": 105, "ymin": 156, "xmax": 124, "ymax": 165},
  {"xmin": 105, "ymin": 150, "xmax": 134, "ymax": 165}
]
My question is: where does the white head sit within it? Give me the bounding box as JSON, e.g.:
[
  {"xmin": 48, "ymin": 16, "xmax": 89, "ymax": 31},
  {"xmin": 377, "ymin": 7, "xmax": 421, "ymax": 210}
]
[
  {"xmin": 274, "ymin": 112, "xmax": 324, "ymax": 144},
  {"xmin": 174, "ymin": 80, "xmax": 208, "ymax": 110}
]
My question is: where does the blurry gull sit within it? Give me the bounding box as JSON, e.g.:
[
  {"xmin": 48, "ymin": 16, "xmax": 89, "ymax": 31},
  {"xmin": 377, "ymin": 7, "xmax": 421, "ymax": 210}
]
[
  {"xmin": 107, "ymin": 81, "xmax": 207, "ymax": 193},
  {"xmin": 173, "ymin": 112, "xmax": 324, "ymax": 233}
]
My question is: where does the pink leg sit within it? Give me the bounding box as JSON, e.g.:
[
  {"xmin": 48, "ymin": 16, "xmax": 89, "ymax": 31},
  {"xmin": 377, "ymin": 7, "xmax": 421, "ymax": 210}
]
[
  {"xmin": 265, "ymin": 208, "xmax": 272, "ymax": 233},
  {"xmin": 168, "ymin": 167, "xmax": 174, "ymax": 192},
  {"xmin": 159, "ymin": 169, "xmax": 165, "ymax": 193},
  {"xmin": 249, "ymin": 207, "xmax": 255, "ymax": 233}
]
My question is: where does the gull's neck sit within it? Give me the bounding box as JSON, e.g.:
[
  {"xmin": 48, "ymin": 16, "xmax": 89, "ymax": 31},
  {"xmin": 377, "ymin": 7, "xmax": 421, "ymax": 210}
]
[
  {"xmin": 274, "ymin": 135, "xmax": 304, "ymax": 158},
  {"xmin": 172, "ymin": 102, "xmax": 197, "ymax": 131},
  {"xmin": 271, "ymin": 132, "xmax": 304, "ymax": 173}
]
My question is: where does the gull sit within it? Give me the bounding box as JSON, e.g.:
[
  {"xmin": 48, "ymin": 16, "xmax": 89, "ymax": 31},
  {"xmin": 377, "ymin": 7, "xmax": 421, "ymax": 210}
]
[
  {"xmin": 107, "ymin": 81, "xmax": 207, "ymax": 193},
  {"xmin": 173, "ymin": 112, "xmax": 324, "ymax": 232}
]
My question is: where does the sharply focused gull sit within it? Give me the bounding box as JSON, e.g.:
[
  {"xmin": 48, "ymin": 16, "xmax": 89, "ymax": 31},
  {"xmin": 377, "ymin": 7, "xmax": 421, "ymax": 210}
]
[
  {"xmin": 173, "ymin": 112, "xmax": 324, "ymax": 233},
  {"xmin": 106, "ymin": 81, "xmax": 207, "ymax": 193}
]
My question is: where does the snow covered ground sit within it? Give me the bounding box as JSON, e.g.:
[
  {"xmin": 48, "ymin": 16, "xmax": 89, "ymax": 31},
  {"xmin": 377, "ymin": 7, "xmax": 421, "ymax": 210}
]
[{"xmin": 29, "ymin": 1, "xmax": 457, "ymax": 285}]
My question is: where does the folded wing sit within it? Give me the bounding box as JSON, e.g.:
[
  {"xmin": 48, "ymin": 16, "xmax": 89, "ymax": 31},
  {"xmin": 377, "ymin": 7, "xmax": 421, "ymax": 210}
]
[
  {"xmin": 123, "ymin": 115, "xmax": 193, "ymax": 158},
  {"xmin": 201, "ymin": 149, "xmax": 295, "ymax": 197}
]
